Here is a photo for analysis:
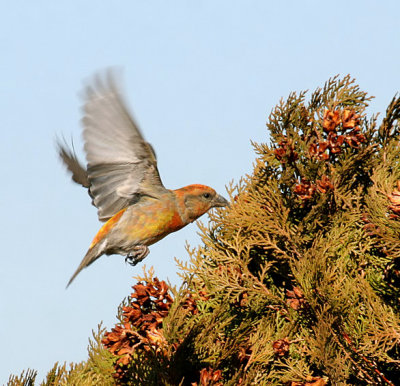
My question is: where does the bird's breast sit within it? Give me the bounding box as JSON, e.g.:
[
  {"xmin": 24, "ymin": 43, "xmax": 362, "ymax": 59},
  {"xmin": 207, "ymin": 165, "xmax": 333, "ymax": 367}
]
[
  {"xmin": 89, "ymin": 208, "xmax": 127, "ymax": 249},
  {"xmin": 119, "ymin": 198, "xmax": 186, "ymax": 245}
]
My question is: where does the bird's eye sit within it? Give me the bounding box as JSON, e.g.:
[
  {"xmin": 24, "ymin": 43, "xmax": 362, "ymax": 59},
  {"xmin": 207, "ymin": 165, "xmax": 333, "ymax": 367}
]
[{"xmin": 203, "ymin": 192, "xmax": 211, "ymax": 199}]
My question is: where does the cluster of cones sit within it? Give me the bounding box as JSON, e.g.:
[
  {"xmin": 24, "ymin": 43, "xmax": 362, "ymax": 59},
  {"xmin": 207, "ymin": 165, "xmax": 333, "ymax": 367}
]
[
  {"xmin": 274, "ymin": 109, "xmax": 365, "ymax": 202},
  {"xmin": 102, "ymin": 278, "xmax": 196, "ymax": 382}
]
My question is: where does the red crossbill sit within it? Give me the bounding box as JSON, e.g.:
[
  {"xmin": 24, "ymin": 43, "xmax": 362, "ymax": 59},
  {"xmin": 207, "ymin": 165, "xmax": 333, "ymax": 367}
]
[{"xmin": 59, "ymin": 73, "xmax": 228, "ymax": 287}]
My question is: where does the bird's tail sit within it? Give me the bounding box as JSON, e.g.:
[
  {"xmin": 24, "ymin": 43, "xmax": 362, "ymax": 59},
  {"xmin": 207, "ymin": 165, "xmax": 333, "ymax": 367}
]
[{"xmin": 66, "ymin": 241, "xmax": 106, "ymax": 288}]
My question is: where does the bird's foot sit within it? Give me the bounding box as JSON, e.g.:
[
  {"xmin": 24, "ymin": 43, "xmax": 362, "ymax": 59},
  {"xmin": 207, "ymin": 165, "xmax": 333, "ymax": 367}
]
[{"xmin": 125, "ymin": 245, "xmax": 150, "ymax": 266}]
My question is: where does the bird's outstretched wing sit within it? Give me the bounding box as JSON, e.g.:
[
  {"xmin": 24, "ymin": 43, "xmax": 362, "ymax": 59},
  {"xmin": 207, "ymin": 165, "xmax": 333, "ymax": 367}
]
[{"xmin": 59, "ymin": 72, "xmax": 167, "ymax": 222}]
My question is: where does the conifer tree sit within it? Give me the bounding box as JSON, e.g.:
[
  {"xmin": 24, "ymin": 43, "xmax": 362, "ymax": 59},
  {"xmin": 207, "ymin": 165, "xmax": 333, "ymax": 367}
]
[{"xmin": 9, "ymin": 76, "xmax": 400, "ymax": 385}]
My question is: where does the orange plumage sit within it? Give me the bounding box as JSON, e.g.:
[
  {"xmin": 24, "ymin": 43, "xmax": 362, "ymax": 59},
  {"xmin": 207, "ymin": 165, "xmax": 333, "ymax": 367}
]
[{"xmin": 58, "ymin": 73, "xmax": 228, "ymax": 286}]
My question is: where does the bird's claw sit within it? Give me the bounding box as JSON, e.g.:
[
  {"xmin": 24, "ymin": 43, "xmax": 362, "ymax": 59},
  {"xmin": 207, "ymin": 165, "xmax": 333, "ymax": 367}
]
[{"xmin": 125, "ymin": 245, "xmax": 150, "ymax": 266}]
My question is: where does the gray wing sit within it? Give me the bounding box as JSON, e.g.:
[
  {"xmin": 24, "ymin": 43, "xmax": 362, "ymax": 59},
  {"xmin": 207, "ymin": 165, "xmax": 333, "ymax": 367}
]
[
  {"xmin": 59, "ymin": 72, "xmax": 167, "ymax": 222},
  {"xmin": 83, "ymin": 72, "xmax": 166, "ymax": 221}
]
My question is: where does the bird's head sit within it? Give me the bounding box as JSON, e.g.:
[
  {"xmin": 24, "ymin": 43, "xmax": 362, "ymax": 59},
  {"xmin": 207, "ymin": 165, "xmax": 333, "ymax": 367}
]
[{"xmin": 174, "ymin": 184, "xmax": 229, "ymax": 222}]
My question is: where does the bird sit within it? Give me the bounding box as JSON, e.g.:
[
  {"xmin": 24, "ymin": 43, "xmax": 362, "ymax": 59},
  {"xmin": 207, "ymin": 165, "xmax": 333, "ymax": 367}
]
[{"xmin": 58, "ymin": 72, "xmax": 229, "ymax": 287}]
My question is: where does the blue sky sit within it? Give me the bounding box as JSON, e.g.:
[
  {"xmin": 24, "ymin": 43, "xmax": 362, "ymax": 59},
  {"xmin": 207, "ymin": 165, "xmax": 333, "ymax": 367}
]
[{"xmin": 1, "ymin": 0, "xmax": 399, "ymax": 382}]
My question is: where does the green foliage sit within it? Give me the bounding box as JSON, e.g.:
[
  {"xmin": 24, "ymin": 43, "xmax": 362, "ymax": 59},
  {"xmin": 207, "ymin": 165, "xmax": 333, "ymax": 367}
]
[
  {"xmin": 8, "ymin": 325, "xmax": 115, "ymax": 386},
  {"xmin": 100, "ymin": 76, "xmax": 400, "ymax": 384},
  {"xmin": 10, "ymin": 77, "xmax": 400, "ymax": 385},
  {"xmin": 8, "ymin": 369, "xmax": 37, "ymax": 386},
  {"xmin": 162, "ymin": 76, "xmax": 400, "ymax": 385}
]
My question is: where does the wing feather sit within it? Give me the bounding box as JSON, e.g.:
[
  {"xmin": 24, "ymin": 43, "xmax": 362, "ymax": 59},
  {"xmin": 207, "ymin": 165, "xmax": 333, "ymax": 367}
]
[
  {"xmin": 57, "ymin": 139, "xmax": 90, "ymax": 188},
  {"xmin": 59, "ymin": 71, "xmax": 166, "ymax": 222}
]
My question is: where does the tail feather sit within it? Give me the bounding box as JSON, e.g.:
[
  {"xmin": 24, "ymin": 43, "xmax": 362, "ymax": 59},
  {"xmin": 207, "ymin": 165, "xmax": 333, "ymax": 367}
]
[{"xmin": 66, "ymin": 241, "xmax": 106, "ymax": 287}]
